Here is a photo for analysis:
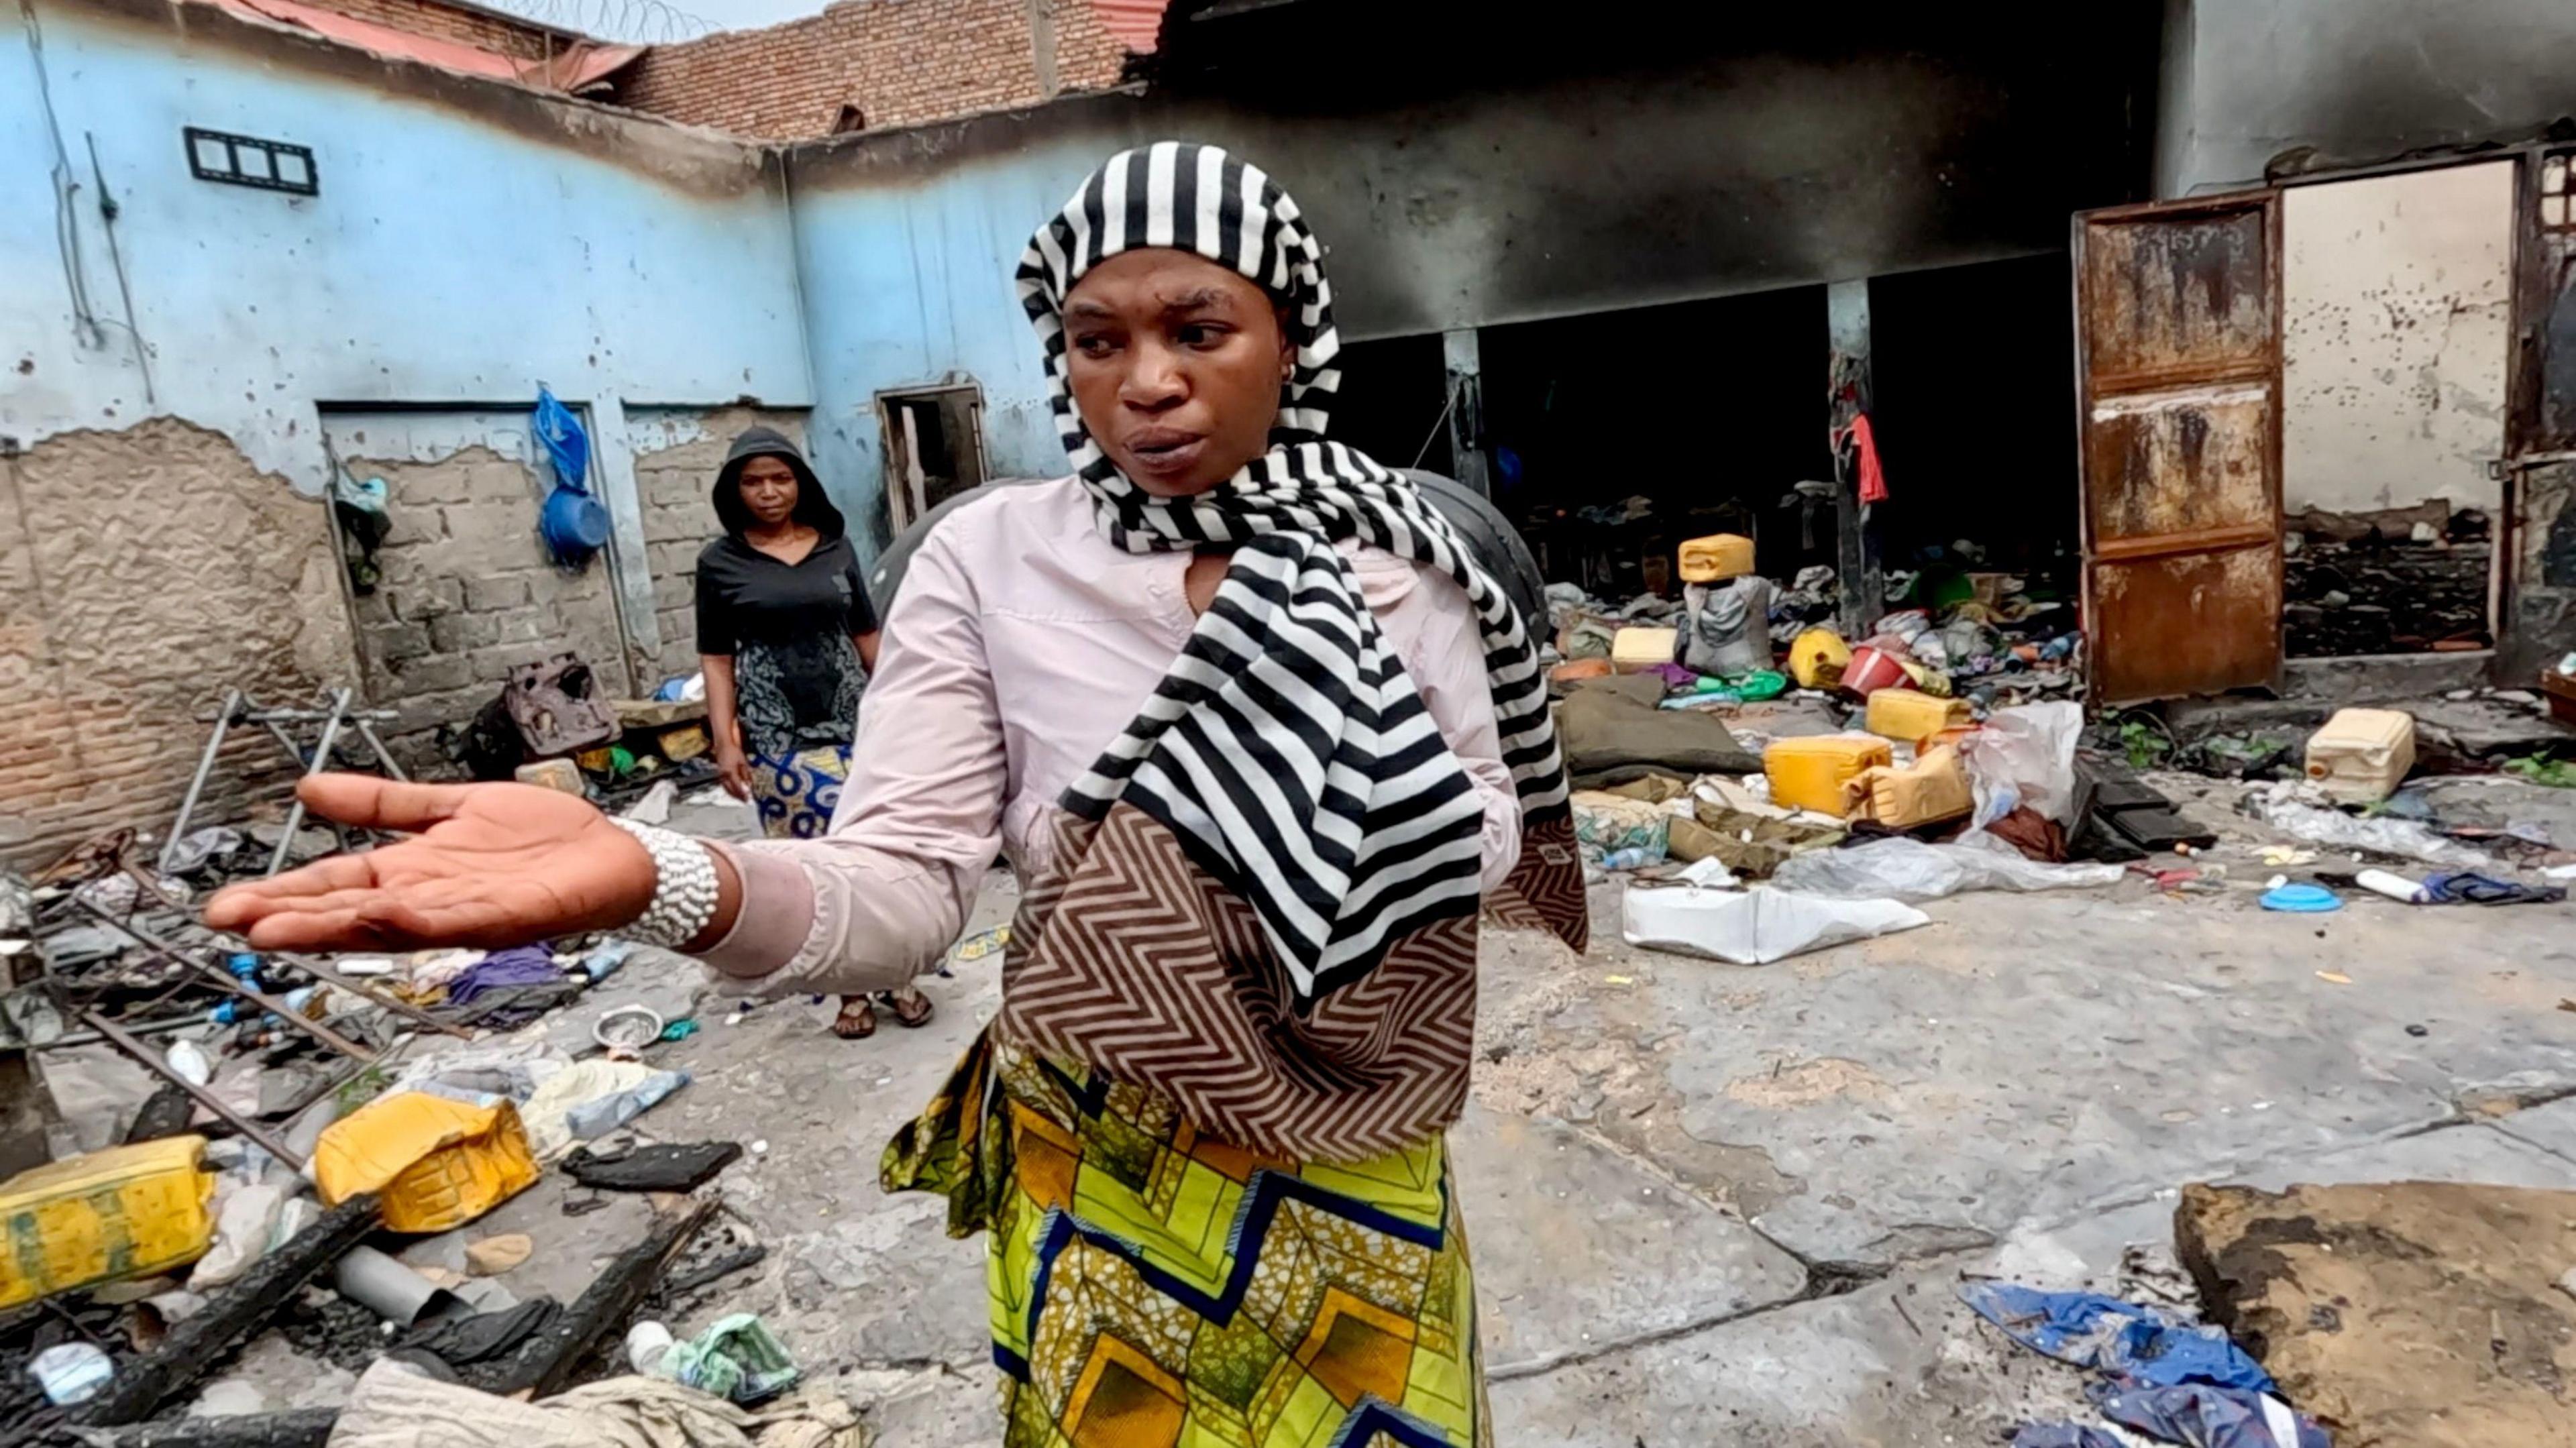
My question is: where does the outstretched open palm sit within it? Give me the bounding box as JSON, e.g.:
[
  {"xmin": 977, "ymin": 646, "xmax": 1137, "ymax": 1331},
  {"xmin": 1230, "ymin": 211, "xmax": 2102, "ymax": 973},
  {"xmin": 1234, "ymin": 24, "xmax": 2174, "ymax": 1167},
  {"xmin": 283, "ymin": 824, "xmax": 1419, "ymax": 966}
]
[{"xmin": 205, "ymin": 775, "xmax": 655, "ymax": 952}]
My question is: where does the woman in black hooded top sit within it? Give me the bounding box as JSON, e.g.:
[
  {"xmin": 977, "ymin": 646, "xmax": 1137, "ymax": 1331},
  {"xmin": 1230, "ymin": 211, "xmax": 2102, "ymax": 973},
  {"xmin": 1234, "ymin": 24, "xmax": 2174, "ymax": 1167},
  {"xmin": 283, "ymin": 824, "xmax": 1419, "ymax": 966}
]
[{"xmin": 694, "ymin": 425, "xmax": 932, "ymax": 1039}]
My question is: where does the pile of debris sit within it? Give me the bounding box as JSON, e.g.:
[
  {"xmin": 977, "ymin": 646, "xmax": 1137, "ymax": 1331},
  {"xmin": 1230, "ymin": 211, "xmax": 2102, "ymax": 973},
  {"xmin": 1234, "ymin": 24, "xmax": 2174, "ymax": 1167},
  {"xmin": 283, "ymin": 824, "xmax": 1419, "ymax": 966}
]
[
  {"xmin": 2283, "ymin": 502, "xmax": 2491, "ymax": 657},
  {"xmin": 0, "ymin": 816, "xmax": 808, "ymax": 1445},
  {"xmin": 1539, "ymin": 532, "xmax": 2576, "ymax": 958}
]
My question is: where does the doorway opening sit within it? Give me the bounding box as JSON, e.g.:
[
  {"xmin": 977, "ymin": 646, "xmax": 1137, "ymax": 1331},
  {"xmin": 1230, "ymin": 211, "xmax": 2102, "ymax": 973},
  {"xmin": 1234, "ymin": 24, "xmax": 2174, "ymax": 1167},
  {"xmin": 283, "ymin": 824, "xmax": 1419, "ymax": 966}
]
[
  {"xmin": 878, "ymin": 384, "xmax": 987, "ymax": 533},
  {"xmin": 2277, "ymin": 160, "xmax": 2512, "ymax": 659},
  {"xmin": 1478, "ymin": 286, "xmax": 1833, "ymax": 601}
]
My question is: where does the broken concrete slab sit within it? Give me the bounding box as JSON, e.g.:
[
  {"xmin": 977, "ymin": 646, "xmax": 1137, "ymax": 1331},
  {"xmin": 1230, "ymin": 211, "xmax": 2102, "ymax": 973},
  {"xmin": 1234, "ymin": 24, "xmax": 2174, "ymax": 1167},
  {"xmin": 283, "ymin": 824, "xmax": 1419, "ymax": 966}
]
[
  {"xmin": 2177, "ymin": 1180, "xmax": 2576, "ymax": 1447},
  {"xmin": 2491, "ymin": 1095, "xmax": 2576, "ymax": 1164},
  {"xmin": 1448, "ymin": 1101, "xmax": 1805, "ymax": 1374},
  {"xmin": 1523, "ymin": 881, "xmax": 2576, "ymax": 1270},
  {"xmin": 1488, "ymin": 1262, "xmax": 2097, "ymax": 1448}
]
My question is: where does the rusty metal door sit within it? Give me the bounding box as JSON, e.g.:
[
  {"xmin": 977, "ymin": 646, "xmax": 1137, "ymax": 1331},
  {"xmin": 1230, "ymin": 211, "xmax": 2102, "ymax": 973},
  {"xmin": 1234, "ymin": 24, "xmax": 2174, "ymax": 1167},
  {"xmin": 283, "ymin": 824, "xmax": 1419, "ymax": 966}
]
[{"xmin": 2074, "ymin": 192, "xmax": 2284, "ymax": 703}]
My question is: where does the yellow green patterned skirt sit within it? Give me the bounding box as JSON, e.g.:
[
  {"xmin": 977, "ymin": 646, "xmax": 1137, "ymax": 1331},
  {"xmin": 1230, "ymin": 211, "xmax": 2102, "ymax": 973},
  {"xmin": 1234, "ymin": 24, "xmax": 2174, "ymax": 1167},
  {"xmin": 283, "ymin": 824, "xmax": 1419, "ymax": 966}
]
[{"xmin": 885, "ymin": 1033, "xmax": 1489, "ymax": 1447}]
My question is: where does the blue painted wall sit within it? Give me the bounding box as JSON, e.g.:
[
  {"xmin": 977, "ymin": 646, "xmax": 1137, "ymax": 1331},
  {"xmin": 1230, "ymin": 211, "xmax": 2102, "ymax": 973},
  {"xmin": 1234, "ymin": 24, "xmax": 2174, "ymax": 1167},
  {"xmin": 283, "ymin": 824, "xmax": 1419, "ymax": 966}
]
[
  {"xmin": 2, "ymin": 0, "xmax": 812, "ymax": 493},
  {"xmin": 787, "ymin": 144, "xmax": 1095, "ymax": 561}
]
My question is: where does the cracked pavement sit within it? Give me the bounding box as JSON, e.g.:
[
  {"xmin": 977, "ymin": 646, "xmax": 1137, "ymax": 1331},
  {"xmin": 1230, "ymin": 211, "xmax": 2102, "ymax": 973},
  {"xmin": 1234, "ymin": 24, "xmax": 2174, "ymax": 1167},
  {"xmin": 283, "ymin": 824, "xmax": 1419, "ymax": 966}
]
[{"xmin": 274, "ymin": 778, "xmax": 2576, "ymax": 1444}]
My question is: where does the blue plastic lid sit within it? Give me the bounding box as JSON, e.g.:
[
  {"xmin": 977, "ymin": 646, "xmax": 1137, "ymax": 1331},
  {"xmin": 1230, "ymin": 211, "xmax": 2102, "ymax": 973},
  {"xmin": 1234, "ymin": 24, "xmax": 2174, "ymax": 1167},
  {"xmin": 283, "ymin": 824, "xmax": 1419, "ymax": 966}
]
[{"xmin": 2260, "ymin": 883, "xmax": 2343, "ymax": 913}]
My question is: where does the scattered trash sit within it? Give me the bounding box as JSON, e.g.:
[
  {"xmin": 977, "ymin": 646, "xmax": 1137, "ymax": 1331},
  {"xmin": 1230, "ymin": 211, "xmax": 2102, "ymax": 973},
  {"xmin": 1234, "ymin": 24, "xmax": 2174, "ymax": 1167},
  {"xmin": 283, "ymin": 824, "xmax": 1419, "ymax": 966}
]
[
  {"xmin": 1611, "ymin": 625, "xmax": 1680, "ymax": 673},
  {"xmin": 564, "ymin": 1140, "xmax": 744, "ymax": 1194},
  {"xmin": 2315, "ymin": 970, "xmax": 2352, "ymax": 985},
  {"xmin": 592, "ymin": 1003, "xmax": 669, "ymax": 1052},
  {"xmin": 28, "ymin": 1341, "xmax": 115, "ymax": 1406},
  {"xmin": 1962, "ymin": 702, "xmax": 2084, "ymax": 827},
  {"xmin": 1957, "ymin": 1280, "xmax": 2276, "ymax": 1392},
  {"xmin": 2249, "ymin": 782, "xmax": 2498, "ymax": 869},
  {"xmin": 2258, "ymin": 846, "xmax": 2318, "ymax": 867},
  {"xmin": 328, "ymin": 1355, "xmax": 863, "ymax": 1448},
  {"xmin": 0, "ymin": 1135, "xmax": 219, "ymax": 1308},
  {"xmin": 2420, "ymin": 871, "xmax": 2567, "ymax": 905},
  {"xmin": 1623, "ymin": 882, "xmax": 1929, "ymax": 965},
  {"xmin": 1847, "ymin": 743, "xmax": 1974, "ymax": 829},
  {"xmin": 623, "ymin": 777, "xmax": 680, "ymax": 825},
  {"xmin": 953, "ymin": 924, "xmax": 1012, "ymax": 963},
  {"xmin": 1572, "ymin": 789, "xmax": 1672, "ymax": 869},
  {"xmin": 650, "ymin": 1312, "xmax": 803, "ymax": 1404},
  {"xmin": 2091, "ymin": 1380, "xmax": 2329, "ymax": 1448},
  {"xmin": 466, "ymin": 1233, "xmax": 535, "ymax": 1276},
  {"xmin": 333, "ymin": 1242, "xmax": 471, "ymax": 1326},
  {"xmin": 1863, "ymin": 688, "xmax": 1969, "ymax": 747},
  {"xmin": 2303, "ymin": 708, "xmax": 2416, "ymax": 805},
  {"xmin": 1769, "ymin": 837, "xmax": 2124, "ymax": 902},
  {"xmin": 523, "ymin": 1060, "xmax": 692, "ymax": 1158},
  {"xmin": 1764, "ymin": 734, "xmax": 1892, "ymax": 816},
  {"xmin": 2259, "ymin": 884, "xmax": 2341, "ymax": 913},
  {"xmin": 402, "ymin": 1296, "xmax": 564, "ymax": 1368},
  {"xmin": 315, "ymin": 1092, "xmax": 541, "ymax": 1233}
]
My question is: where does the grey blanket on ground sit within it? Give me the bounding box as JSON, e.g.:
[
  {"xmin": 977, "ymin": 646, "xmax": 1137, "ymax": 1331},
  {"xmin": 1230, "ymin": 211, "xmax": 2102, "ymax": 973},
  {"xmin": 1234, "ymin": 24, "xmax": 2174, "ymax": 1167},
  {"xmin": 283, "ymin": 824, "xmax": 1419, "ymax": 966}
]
[
  {"xmin": 326, "ymin": 1361, "xmax": 863, "ymax": 1448},
  {"xmin": 1554, "ymin": 675, "xmax": 1762, "ymax": 785}
]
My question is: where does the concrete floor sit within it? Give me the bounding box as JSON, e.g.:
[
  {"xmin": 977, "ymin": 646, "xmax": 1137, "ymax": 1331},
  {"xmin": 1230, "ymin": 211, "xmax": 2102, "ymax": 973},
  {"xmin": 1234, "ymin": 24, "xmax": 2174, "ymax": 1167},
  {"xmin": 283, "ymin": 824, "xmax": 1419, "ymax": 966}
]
[{"xmin": 194, "ymin": 779, "xmax": 2576, "ymax": 1443}]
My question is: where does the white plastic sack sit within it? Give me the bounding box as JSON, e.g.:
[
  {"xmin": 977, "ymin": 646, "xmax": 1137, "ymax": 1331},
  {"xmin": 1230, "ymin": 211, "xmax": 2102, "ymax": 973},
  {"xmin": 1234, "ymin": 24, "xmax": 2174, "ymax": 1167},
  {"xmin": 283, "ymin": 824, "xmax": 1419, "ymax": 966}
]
[
  {"xmin": 1769, "ymin": 836, "xmax": 2125, "ymax": 901},
  {"xmin": 1960, "ymin": 701, "xmax": 2084, "ymax": 826},
  {"xmin": 189, "ymin": 1181, "xmax": 290, "ymax": 1290},
  {"xmin": 1623, "ymin": 884, "xmax": 1929, "ymax": 964}
]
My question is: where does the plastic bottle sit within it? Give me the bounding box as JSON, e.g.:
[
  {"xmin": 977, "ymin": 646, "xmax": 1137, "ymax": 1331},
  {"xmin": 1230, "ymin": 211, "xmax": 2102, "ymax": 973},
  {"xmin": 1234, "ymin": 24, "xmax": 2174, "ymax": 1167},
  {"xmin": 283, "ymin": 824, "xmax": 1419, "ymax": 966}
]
[
  {"xmin": 2356, "ymin": 869, "xmax": 2428, "ymax": 903},
  {"xmin": 1601, "ymin": 848, "xmax": 1658, "ymax": 871},
  {"xmin": 626, "ymin": 1320, "xmax": 676, "ymax": 1376}
]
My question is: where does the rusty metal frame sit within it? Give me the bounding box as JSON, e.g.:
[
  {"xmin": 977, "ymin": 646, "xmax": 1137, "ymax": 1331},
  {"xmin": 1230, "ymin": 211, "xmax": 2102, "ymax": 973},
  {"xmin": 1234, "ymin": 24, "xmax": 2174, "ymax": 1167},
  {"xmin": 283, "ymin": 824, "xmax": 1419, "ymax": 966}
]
[{"xmin": 2072, "ymin": 186, "xmax": 2286, "ymax": 705}]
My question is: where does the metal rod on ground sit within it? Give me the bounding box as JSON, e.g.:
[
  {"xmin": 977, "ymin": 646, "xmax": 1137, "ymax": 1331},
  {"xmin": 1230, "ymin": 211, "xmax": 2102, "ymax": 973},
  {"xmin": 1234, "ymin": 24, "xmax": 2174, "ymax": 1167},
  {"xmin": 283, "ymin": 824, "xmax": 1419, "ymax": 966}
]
[
  {"xmin": 476, "ymin": 1196, "xmax": 719, "ymax": 1397},
  {"xmin": 70, "ymin": 899, "xmax": 380, "ymax": 1063},
  {"xmin": 77, "ymin": 1009, "xmax": 304, "ymax": 1166},
  {"xmin": 115, "ymin": 869, "xmax": 471, "ymax": 1042},
  {"xmin": 28, "ymin": 1011, "xmax": 207, "ymax": 1051},
  {"xmin": 266, "ymin": 687, "xmax": 352, "ymax": 877},
  {"xmin": 159, "ymin": 688, "xmax": 241, "ymax": 874},
  {"xmin": 276, "ymin": 951, "xmax": 470, "ymax": 1040}
]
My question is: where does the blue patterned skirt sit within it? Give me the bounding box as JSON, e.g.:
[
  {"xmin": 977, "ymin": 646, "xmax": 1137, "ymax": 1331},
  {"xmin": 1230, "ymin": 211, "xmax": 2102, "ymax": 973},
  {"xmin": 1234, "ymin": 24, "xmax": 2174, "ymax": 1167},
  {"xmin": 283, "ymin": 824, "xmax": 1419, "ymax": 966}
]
[{"xmin": 749, "ymin": 742, "xmax": 851, "ymax": 840}]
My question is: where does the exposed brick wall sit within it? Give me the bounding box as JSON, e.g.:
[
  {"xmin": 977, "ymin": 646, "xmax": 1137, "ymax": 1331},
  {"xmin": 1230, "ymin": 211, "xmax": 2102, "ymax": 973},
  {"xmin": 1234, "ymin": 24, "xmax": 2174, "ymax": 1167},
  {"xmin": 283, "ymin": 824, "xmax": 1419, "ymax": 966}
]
[
  {"xmin": 611, "ymin": 0, "xmax": 1131, "ymax": 141},
  {"xmin": 630, "ymin": 408, "xmax": 810, "ymax": 681},
  {"xmin": 303, "ymin": 0, "xmax": 568, "ymax": 60},
  {"xmin": 345, "ymin": 445, "xmax": 633, "ymax": 772},
  {"xmin": 0, "ymin": 422, "xmax": 357, "ymax": 869}
]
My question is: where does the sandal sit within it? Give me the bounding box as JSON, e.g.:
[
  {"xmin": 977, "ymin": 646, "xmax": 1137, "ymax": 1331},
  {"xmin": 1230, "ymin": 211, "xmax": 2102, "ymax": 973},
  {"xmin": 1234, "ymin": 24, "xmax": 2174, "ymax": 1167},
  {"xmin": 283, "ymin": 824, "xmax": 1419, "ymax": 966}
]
[
  {"xmin": 830, "ymin": 996, "xmax": 877, "ymax": 1040},
  {"xmin": 880, "ymin": 989, "xmax": 936, "ymax": 1029}
]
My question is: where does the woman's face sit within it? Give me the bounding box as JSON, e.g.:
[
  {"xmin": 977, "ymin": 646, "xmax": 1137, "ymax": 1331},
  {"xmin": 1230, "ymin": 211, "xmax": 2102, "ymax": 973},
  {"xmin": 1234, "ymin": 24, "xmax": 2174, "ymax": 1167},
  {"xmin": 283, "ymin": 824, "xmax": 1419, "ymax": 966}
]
[
  {"xmin": 1062, "ymin": 249, "xmax": 1294, "ymax": 496},
  {"xmin": 737, "ymin": 456, "xmax": 800, "ymax": 526}
]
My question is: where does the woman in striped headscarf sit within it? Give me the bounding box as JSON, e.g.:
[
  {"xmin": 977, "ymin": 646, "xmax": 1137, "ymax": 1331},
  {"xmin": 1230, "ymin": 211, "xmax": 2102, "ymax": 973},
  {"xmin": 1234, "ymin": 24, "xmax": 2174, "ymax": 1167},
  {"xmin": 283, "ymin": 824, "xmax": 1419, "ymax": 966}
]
[{"xmin": 208, "ymin": 143, "xmax": 1584, "ymax": 1447}]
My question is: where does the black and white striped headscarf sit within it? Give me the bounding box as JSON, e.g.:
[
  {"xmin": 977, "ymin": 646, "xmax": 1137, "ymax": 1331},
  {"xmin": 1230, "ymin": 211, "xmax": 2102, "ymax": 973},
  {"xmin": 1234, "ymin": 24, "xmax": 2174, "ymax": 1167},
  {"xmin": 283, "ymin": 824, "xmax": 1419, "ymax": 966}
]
[{"xmin": 1016, "ymin": 142, "xmax": 1572, "ymax": 1003}]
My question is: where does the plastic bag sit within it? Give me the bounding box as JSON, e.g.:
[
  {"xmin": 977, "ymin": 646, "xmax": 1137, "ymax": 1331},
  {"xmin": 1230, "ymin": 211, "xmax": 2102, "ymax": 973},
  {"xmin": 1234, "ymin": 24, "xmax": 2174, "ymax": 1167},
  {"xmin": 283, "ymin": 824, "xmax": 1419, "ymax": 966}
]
[
  {"xmin": 1622, "ymin": 883, "xmax": 1929, "ymax": 964},
  {"xmin": 1770, "ymin": 836, "xmax": 2124, "ymax": 901},
  {"xmin": 2249, "ymin": 783, "xmax": 2496, "ymax": 869},
  {"xmin": 1961, "ymin": 702, "xmax": 2084, "ymax": 826}
]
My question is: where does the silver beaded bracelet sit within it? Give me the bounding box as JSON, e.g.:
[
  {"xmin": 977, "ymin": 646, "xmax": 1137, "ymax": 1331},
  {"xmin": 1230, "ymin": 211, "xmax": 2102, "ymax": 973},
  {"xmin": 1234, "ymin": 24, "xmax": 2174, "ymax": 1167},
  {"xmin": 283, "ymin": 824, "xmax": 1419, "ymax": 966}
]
[{"xmin": 607, "ymin": 818, "xmax": 721, "ymax": 949}]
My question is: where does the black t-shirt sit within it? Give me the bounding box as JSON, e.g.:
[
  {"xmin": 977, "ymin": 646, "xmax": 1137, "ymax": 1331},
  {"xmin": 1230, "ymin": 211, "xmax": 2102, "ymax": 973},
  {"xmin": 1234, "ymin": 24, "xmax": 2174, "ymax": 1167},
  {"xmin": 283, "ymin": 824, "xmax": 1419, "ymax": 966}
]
[{"xmin": 694, "ymin": 533, "xmax": 880, "ymax": 759}]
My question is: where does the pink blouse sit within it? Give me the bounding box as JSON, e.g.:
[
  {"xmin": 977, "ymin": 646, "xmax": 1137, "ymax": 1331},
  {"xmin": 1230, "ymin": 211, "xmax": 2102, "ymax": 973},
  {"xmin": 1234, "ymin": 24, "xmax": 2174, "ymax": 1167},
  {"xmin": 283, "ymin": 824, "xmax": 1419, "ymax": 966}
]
[{"xmin": 697, "ymin": 476, "xmax": 1523, "ymax": 995}]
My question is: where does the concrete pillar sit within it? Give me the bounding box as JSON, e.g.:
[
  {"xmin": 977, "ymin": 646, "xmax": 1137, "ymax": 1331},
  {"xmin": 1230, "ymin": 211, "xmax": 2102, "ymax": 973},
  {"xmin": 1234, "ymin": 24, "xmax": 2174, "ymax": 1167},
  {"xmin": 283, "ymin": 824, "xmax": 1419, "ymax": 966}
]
[
  {"xmin": 1827, "ymin": 281, "xmax": 1884, "ymax": 632},
  {"xmin": 586, "ymin": 393, "xmax": 661, "ymax": 695},
  {"xmin": 1442, "ymin": 327, "xmax": 1489, "ymax": 495}
]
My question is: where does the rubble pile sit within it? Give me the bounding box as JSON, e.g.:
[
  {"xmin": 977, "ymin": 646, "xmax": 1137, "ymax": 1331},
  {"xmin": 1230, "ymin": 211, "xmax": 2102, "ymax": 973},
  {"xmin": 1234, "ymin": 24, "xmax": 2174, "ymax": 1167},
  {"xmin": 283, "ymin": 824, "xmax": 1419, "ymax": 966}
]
[
  {"xmin": 0, "ymin": 665, "xmax": 797, "ymax": 1445},
  {"xmin": 2283, "ymin": 506, "xmax": 2491, "ymax": 657}
]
